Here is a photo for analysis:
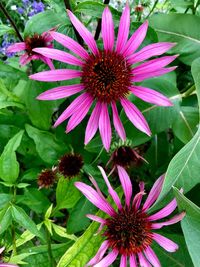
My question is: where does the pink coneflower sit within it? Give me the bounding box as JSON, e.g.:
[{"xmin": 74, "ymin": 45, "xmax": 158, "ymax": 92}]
[
  {"xmin": 75, "ymin": 166, "xmax": 185, "ymax": 266},
  {"xmin": 7, "ymin": 31, "xmax": 54, "ymax": 69},
  {"xmin": 29, "ymin": 4, "xmax": 177, "ymax": 151}
]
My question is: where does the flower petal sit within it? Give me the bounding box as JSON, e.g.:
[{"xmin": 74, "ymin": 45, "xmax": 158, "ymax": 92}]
[
  {"xmin": 37, "ymin": 84, "xmax": 84, "ymax": 100},
  {"xmin": 94, "ymin": 250, "xmax": 118, "ymax": 267},
  {"xmin": 138, "ymin": 252, "xmax": 151, "ymax": 267},
  {"xmin": 131, "ymin": 66, "xmax": 177, "ymax": 82},
  {"xmin": 40, "ymin": 56, "xmax": 55, "ymax": 70},
  {"xmin": 153, "ymin": 233, "xmax": 178, "ymax": 252},
  {"xmin": 7, "ymin": 42, "xmax": 26, "ymax": 52},
  {"xmin": 133, "ymin": 182, "xmax": 145, "ymax": 209},
  {"xmin": 86, "ymin": 240, "xmax": 109, "ymax": 266},
  {"xmin": 85, "ymin": 102, "xmax": 101, "ymax": 145},
  {"xmin": 111, "ymin": 102, "xmax": 126, "ymax": 140},
  {"xmin": 29, "ymin": 69, "xmax": 82, "ymax": 82},
  {"xmin": 133, "ymin": 55, "xmax": 178, "ymax": 75},
  {"xmin": 120, "ymin": 255, "xmax": 127, "ymax": 267},
  {"xmin": 98, "ymin": 166, "xmax": 122, "ymax": 210},
  {"xmin": 117, "ymin": 166, "xmax": 132, "ymax": 207},
  {"xmin": 75, "ymin": 182, "xmax": 115, "ymax": 216},
  {"xmin": 151, "ymin": 212, "xmax": 186, "ymax": 229},
  {"xmin": 50, "ymin": 31, "xmax": 89, "ymax": 59},
  {"xmin": 144, "ymin": 246, "xmax": 161, "ymax": 267},
  {"xmin": 148, "ymin": 198, "xmax": 177, "ymax": 221},
  {"xmin": 130, "ymin": 86, "xmax": 173, "ymax": 106},
  {"xmin": 67, "ymin": 10, "xmax": 98, "ymax": 55},
  {"xmin": 116, "ymin": 3, "xmax": 130, "ymax": 53},
  {"xmin": 66, "ymin": 95, "xmax": 93, "ymax": 132},
  {"xmin": 86, "ymin": 214, "xmax": 106, "ymax": 224},
  {"xmin": 121, "ymin": 21, "xmax": 148, "ymax": 58},
  {"xmin": 128, "ymin": 42, "xmax": 176, "ymax": 65},
  {"xmin": 129, "ymin": 254, "xmax": 137, "ymax": 267},
  {"xmin": 19, "ymin": 54, "xmax": 30, "ymax": 65},
  {"xmin": 143, "ymin": 175, "xmax": 165, "ymax": 211},
  {"xmin": 33, "ymin": 47, "xmax": 83, "ymax": 66},
  {"xmin": 121, "ymin": 98, "xmax": 151, "ymax": 136},
  {"xmin": 54, "ymin": 93, "xmax": 89, "ymax": 127},
  {"xmin": 99, "ymin": 103, "xmax": 112, "ymax": 152},
  {"xmin": 102, "ymin": 7, "xmax": 114, "ymax": 51}
]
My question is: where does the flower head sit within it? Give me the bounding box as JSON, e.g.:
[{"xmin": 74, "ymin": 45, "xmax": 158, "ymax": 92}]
[
  {"xmin": 7, "ymin": 31, "xmax": 54, "ymax": 69},
  {"xmin": 37, "ymin": 168, "xmax": 56, "ymax": 189},
  {"xmin": 58, "ymin": 153, "xmax": 83, "ymax": 178},
  {"xmin": 30, "ymin": 4, "xmax": 176, "ymax": 151},
  {"xmin": 75, "ymin": 166, "xmax": 185, "ymax": 266}
]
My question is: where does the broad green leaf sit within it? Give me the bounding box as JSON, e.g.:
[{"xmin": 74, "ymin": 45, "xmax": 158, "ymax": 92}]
[
  {"xmin": 9, "ymin": 252, "xmax": 36, "ymax": 265},
  {"xmin": 11, "ymin": 205, "xmax": 44, "ymax": 240},
  {"xmin": 0, "ymin": 130, "xmax": 24, "ymax": 184},
  {"xmin": 52, "ymin": 224, "xmax": 77, "ymax": 241},
  {"xmin": 25, "ymin": 124, "xmax": 64, "ymax": 165},
  {"xmin": 173, "ymin": 187, "xmax": 200, "ymax": 267},
  {"xmin": 0, "ymin": 62, "xmax": 27, "ymax": 80},
  {"xmin": 24, "ymin": 10, "xmax": 67, "ymax": 36},
  {"xmin": 0, "ymin": 205, "xmax": 12, "ymax": 234},
  {"xmin": 0, "ymin": 193, "xmax": 12, "ymax": 209},
  {"xmin": 172, "ymin": 106, "xmax": 199, "ymax": 144},
  {"xmin": 55, "ymin": 177, "xmax": 81, "ymax": 211},
  {"xmin": 0, "ymin": 24, "xmax": 15, "ymax": 36},
  {"xmin": 149, "ymin": 13, "xmax": 200, "ymax": 65}
]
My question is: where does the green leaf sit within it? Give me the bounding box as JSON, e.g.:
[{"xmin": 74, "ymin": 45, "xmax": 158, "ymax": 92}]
[
  {"xmin": 25, "ymin": 124, "xmax": 64, "ymax": 165},
  {"xmin": 173, "ymin": 187, "xmax": 200, "ymax": 267},
  {"xmin": 172, "ymin": 106, "xmax": 199, "ymax": 144},
  {"xmin": 0, "ymin": 24, "xmax": 15, "ymax": 36},
  {"xmin": 0, "ymin": 205, "xmax": 12, "ymax": 234},
  {"xmin": 11, "ymin": 205, "xmax": 44, "ymax": 240},
  {"xmin": 52, "ymin": 224, "xmax": 77, "ymax": 241},
  {"xmin": 55, "ymin": 177, "xmax": 81, "ymax": 211},
  {"xmin": 0, "ymin": 193, "xmax": 12, "ymax": 209},
  {"xmin": 24, "ymin": 10, "xmax": 67, "ymax": 36},
  {"xmin": 149, "ymin": 13, "xmax": 200, "ymax": 65},
  {"xmin": 0, "ymin": 130, "xmax": 24, "ymax": 184},
  {"xmin": 0, "ymin": 62, "xmax": 27, "ymax": 81}
]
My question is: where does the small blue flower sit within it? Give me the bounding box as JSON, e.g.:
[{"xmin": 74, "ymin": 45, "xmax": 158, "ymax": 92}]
[
  {"xmin": 17, "ymin": 7, "xmax": 24, "ymax": 14},
  {"xmin": 32, "ymin": 1, "xmax": 44, "ymax": 13}
]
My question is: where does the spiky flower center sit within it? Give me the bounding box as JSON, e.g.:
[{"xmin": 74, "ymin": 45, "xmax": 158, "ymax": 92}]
[
  {"xmin": 58, "ymin": 153, "xmax": 83, "ymax": 178},
  {"xmin": 25, "ymin": 34, "xmax": 47, "ymax": 55},
  {"xmin": 104, "ymin": 207, "xmax": 152, "ymax": 255},
  {"xmin": 81, "ymin": 51, "xmax": 132, "ymax": 103},
  {"xmin": 37, "ymin": 169, "xmax": 56, "ymax": 188}
]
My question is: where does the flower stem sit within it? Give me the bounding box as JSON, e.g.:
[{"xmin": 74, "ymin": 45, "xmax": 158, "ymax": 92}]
[
  {"xmin": 45, "ymin": 227, "xmax": 56, "ymax": 267},
  {"xmin": 94, "ymin": 0, "xmax": 110, "ymax": 41},
  {"xmin": 63, "ymin": 0, "xmax": 84, "ymax": 46},
  {"xmin": 146, "ymin": 0, "xmax": 159, "ymax": 19},
  {"xmin": 11, "ymin": 224, "xmax": 17, "ymax": 255},
  {"xmin": 0, "ymin": 2, "xmax": 23, "ymax": 42}
]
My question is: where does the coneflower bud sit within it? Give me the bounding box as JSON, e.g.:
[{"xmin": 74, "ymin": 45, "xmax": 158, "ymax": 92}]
[{"xmin": 58, "ymin": 153, "xmax": 83, "ymax": 178}]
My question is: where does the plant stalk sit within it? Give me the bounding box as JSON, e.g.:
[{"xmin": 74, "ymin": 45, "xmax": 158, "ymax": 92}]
[{"xmin": 94, "ymin": 0, "xmax": 110, "ymax": 40}]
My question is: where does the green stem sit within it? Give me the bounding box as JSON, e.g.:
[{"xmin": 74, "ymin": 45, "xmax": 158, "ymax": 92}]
[
  {"xmin": 181, "ymin": 85, "xmax": 196, "ymax": 98},
  {"xmin": 45, "ymin": 227, "xmax": 56, "ymax": 267},
  {"xmin": 11, "ymin": 224, "xmax": 17, "ymax": 255},
  {"xmin": 146, "ymin": 0, "xmax": 159, "ymax": 19},
  {"xmin": 91, "ymin": 147, "xmax": 104, "ymax": 165}
]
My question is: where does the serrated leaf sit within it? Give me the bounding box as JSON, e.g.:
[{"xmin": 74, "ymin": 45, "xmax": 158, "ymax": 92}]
[
  {"xmin": 173, "ymin": 187, "xmax": 200, "ymax": 267},
  {"xmin": 0, "ymin": 130, "xmax": 24, "ymax": 183}
]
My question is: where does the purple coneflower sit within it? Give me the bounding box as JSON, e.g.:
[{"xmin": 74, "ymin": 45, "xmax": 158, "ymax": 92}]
[
  {"xmin": 29, "ymin": 4, "xmax": 177, "ymax": 151},
  {"xmin": 7, "ymin": 31, "xmax": 54, "ymax": 69},
  {"xmin": 75, "ymin": 166, "xmax": 185, "ymax": 266}
]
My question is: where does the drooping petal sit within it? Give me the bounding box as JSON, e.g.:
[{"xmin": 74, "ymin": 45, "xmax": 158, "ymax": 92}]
[
  {"xmin": 86, "ymin": 240, "xmax": 109, "ymax": 266},
  {"xmin": 133, "ymin": 55, "xmax": 178, "ymax": 75},
  {"xmin": 66, "ymin": 95, "xmax": 93, "ymax": 133},
  {"xmin": 133, "ymin": 182, "xmax": 145, "ymax": 209},
  {"xmin": 153, "ymin": 233, "xmax": 178, "ymax": 252},
  {"xmin": 67, "ymin": 10, "xmax": 98, "ymax": 55},
  {"xmin": 130, "ymin": 86, "xmax": 173, "ymax": 106},
  {"xmin": 143, "ymin": 175, "xmax": 165, "ymax": 211},
  {"xmin": 111, "ymin": 102, "xmax": 126, "ymax": 140},
  {"xmin": 102, "ymin": 7, "xmax": 114, "ymax": 51},
  {"xmin": 131, "ymin": 66, "xmax": 177, "ymax": 82},
  {"xmin": 138, "ymin": 252, "xmax": 151, "ymax": 267},
  {"xmin": 89, "ymin": 176, "xmax": 105, "ymax": 199},
  {"xmin": 84, "ymin": 102, "xmax": 101, "ymax": 145},
  {"xmin": 49, "ymin": 31, "xmax": 89, "ymax": 59},
  {"xmin": 144, "ymin": 246, "xmax": 161, "ymax": 267},
  {"xmin": 99, "ymin": 103, "xmax": 112, "ymax": 152},
  {"xmin": 7, "ymin": 42, "xmax": 26, "ymax": 52},
  {"xmin": 54, "ymin": 93, "xmax": 89, "ymax": 127},
  {"xmin": 37, "ymin": 84, "xmax": 84, "ymax": 100},
  {"xmin": 75, "ymin": 182, "xmax": 115, "ymax": 216},
  {"xmin": 33, "ymin": 47, "xmax": 84, "ymax": 66},
  {"xmin": 128, "ymin": 42, "xmax": 176, "ymax": 65},
  {"xmin": 148, "ymin": 198, "xmax": 177, "ymax": 221},
  {"xmin": 29, "ymin": 69, "xmax": 82, "ymax": 82},
  {"xmin": 120, "ymin": 255, "xmax": 127, "ymax": 267},
  {"xmin": 152, "ymin": 212, "xmax": 186, "ymax": 229},
  {"xmin": 121, "ymin": 21, "xmax": 148, "ymax": 58},
  {"xmin": 117, "ymin": 166, "xmax": 132, "ymax": 207},
  {"xmin": 121, "ymin": 98, "xmax": 151, "ymax": 136},
  {"xmin": 129, "ymin": 254, "xmax": 137, "ymax": 267},
  {"xmin": 98, "ymin": 166, "xmax": 122, "ymax": 210},
  {"xmin": 116, "ymin": 3, "xmax": 130, "ymax": 53},
  {"xmin": 0, "ymin": 264, "xmax": 19, "ymax": 267},
  {"xmin": 94, "ymin": 250, "xmax": 118, "ymax": 267},
  {"xmin": 86, "ymin": 214, "xmax": 106, "ymax": 224},
  {"xmin": 40, "ymin": 56, "xmax": 55, "ymax": 70}
]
